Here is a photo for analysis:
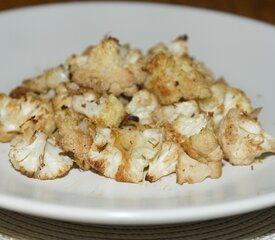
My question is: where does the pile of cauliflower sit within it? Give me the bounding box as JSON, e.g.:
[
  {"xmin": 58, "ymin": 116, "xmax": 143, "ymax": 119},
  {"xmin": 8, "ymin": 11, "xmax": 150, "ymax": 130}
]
[{"xmin": 1, "ymin": 36, "xmax": 275, "ymax": 184}]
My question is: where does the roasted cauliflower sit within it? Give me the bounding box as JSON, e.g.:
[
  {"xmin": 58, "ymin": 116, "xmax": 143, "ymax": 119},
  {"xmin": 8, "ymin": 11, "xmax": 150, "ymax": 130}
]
[
  {"xmin": 145, "ymin": 38, "xmax": 211, "ymax": 104},
  {"xmin": 126, "ymin": 90, "xmax": 159, "ymax": 125},
  {"xmin": 89, "ymin": 127, "xmax": 163, "ymax": 183},
  {"xmin": 0, "ymin": 94, "xmax": 55, "ymax": 142},
  {"xmin": 72, "ymin": 92, "xmax": 125, "ymax": 128},
  {"xmin": 9, "ymin": 131, "xmax": 73, "ymax": 179},
  {"xmin": 146, "ymin": 142, "xmax": 179, "ymax": 182},
  {"xmin": 217, "ymin": 109, "xmax": 275, "ymax": 165},
  {"xmin": 177, "ymin": 151, "xmax": 210, "ymax": 184},
  {"xmin": 68, "ymin": 37, "xmax": 147, "ymax": 97},
  {"xmin": 0, "ymin": 35, "xmax": 274, "ymax": 185},
  {"xmin": 22, "ymin": 65, "xmax": 70, "ymax": 94},
  {"xmin": 54, "ymin": 109, "xmax": 95, "ymax": 170},
  {"xmin": 199, "ymin": 80, "xmax": 252, "ymax": 126},
  {"xmin": 154, "ymin": 100, "xmax": 223, "ymax": 164}
]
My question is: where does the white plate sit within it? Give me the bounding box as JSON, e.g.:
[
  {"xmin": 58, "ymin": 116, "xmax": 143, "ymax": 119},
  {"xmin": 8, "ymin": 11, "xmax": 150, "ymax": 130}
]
[{"xmin": 0, "ymin": 2, "xmax": 275, "ymax": 225}]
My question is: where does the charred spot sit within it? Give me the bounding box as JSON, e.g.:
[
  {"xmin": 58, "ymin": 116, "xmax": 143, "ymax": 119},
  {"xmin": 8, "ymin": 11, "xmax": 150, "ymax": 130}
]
[
  {"xmin": 127, "ymin": 115, "xmax": 140, "ymax": 122},
  {"xmin": 141, "ymin": 66, "xmax": 149, "ymax": 72},
  {"xmin": 120, "ymin": 93, "xmax": 132, "ymax": 101},
  {"xmin": 145, "ymin": 174, "xmax": 155, "ymax": 182},
  {"xmin": 174, "ymin": 81, "xmax": 179, "ymax": 87},
  {"xmin": 31, "ymin": 119, "xmax": 38, "ymax": 124},
  {"xmin": 137, "ymin": 83, "xmax": 144, "ymax": 90},
  {"xmin": 92, "ymin": 160, "xmax": 105, "ymax": 172},
  {"xmin": 119, "ymin": 123, "xmax": 136, "ymax": 129},
  {"xmin": 59, "ymin": 151, "xmax": 75, "ymax": 159},
  {"xmin": 81, "ymin": 103, "xmax": 87, "ymax": 108},
  {"xmin": 68, "ymin": 72, "xmax": 73, "ymax": 80},
  {"xmin": 61, "ymin": 105, "xmax": 68, "ymax": 110},
  {"xmin": 177, "ymin": 34, "xmax": 188, "ymax": 41},
  {"xmin": 208, "ymin": 112, "xmax": 214, "ymax": 117},
  {"xmin": 106, "ymin": 36, "xmax": 119, "ymax": 44},
  {"xmin": 242, "ymin": 111, "xmax": 248, "ymax": 117},
  {"xmin": 119, "ymin": 114, "xmax": 139, "ymax": 128},
  {"xmin": 52, "ymin": 128, "xmax": 58, "ymax": 134},
  {"xmin": 9, "ymin": 86, "xmax": 32, "ymax": 99},
  {"xmin": 97, "ymin": 143, "xmax": 108, "ymax": 152},
  {"xmin": 28, "ymin": 115, "xmax": 38, "ymax": 124}
]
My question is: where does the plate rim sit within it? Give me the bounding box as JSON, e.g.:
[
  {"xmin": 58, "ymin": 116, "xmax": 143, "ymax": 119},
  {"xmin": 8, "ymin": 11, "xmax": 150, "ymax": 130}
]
[{"xmin": 1, "ymin": 191, "xmax": 275, "ymax": 225}]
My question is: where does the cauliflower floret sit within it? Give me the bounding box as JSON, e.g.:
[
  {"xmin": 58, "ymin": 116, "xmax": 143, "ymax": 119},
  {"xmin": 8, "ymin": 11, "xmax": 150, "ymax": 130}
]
[
  {"xmin": 153, "ymin": 100, "xmax": 199, "ymax": 125},
  {"xmin": 148, "ymin": 35, "xmax": 188, "ymax": 58},
  {"xmin": 146, "ymin": 142, "xmax": 179, "ymax": 182},
  {"xmin": 89, "ymin": 127, "xmax": 163, "ymax": 183},
  {"xmin": 199, "ymin": 80, "xmax": 252, "ymax": 126},
  {"xmin": 10, "ymin": 87, "xmax": 56, "ymax": 103},
  {"xmin": 157, "ymin": 104, "xmax": 223, "ymax": 164},
  {"xmin": 217, "ymin": 109, "xmax": 275, "ymax": 165},
  {"xmin": 22, "ymin": 65, "xmax": 70, "ymax": 93},
  {"xmin": 176, "ymin": 151, "xmax": 222, "ymax": 184},
  {"xmin": 172, "ymin": 114, "xmax": 223, "ymax": 163},
  {"xmin": 145, "ymin": 37, "xmax": 211, "ymax": 104},
  {"xmin": 184, "ymin": 126, "xmax": 224, "ymax": 163},
  {"xmin": 9, "ymin": 86, "xmax": 38, "ymax": 99},
  {"xmin": 72, "ymin": 92, "xmax": 125, "ymax": 128},
  {"xmin": 9, "ymin": 131, "xmax": 73, "ymax": 179},
  {"xmin": 52, "ymin": 82, "xmax": 80, "ymax": 112},
  {"xmin": 145, "ymin": 53, "xmax": 211, "ymax": 104},
  {"xmin": 193, "ymin": 59, "xmax": 215, "ymax": 85},
  {"xmin": 173, "ymin": 113, "xmax": 208, "ymax": 138},
  {"xmin": 55, "ymin": 109, "xmax": 95, "ymax": 170},
  {"xmin": 68, "ymin": 37, "xmax": 147, "ymax": 97},
  {"xmin": 0, "ymin": 94, "xmax": 55, "ymax": 142},
  {"xmin": 126, "ymin": 90, "xmax": 159, "ymax": 125}
]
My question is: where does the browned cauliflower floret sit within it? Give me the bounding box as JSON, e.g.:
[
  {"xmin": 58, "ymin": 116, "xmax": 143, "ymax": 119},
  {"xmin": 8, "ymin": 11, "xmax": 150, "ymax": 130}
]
[
  {"xmin": 55, "ymin": 109, "xmax": 95, "ymax": 170},
  {"xmin": 153, "ymin": 100, "xmax": 199, "ymax": 125},
  {"xmin": 184, "ymin": 125, "xmax": 223, "ymax": 163},
  {"xmin": 0, "ymin": 94, "xmax": 55, "ymax": 142},
  {"xmin": 89, "ymin": 127, "xmax": 163, "ymax": 183},
  {"xmin": 170, "ymin": 113, "xmax": 223, "ymax": 164},
  {"xmin": 68, "ymin": 37, "xmax": 147, "ymax": 97},
  {"xmin": 72, "ymin": 92, "xmax": 125, "ymax": 128},
  {"xmin": 146, "ymin": 142, "xmax": 179, "ymax": 182},
  {"xmin": 154, "ymin": 100, "xmax": 223, "ymax": 165},
  {"xmin": 145, "ymin": 37, "xmax": 211, "ymax": 104},
  {"xmin": 22, "ymin": 65, "xmax": 70, "ymax": 93},
  {"xmin": 6, "ymin": 99, "xmax": 68, "ymax": 179},
  {"xmin": 52, "ymin": 82, "xmax": 80, "ymax": 112},
  {"xmin": 176, "ymin": 151, "xmax": 222, "ymax": 185},
  {"xmin": 199, "ymin": 80, "xmax": 252, "ymax": 126},
  {"xmin": 193, "ymin": 59, "xmax": 215, "ymax": 85},
  {"xmin": 126, "ymin": 90, "xmax": 159, "ymax": 125},
  {"xmin": 9, "ymin": 130, "xmax": 73, "ymax": 179},
  {"xmin": 147, "ymin": 35, "xmax": 188, "ymax": 58},
  {"xmin": 217, "ymin": 109, "xmax": 275, "ymax": 165}
]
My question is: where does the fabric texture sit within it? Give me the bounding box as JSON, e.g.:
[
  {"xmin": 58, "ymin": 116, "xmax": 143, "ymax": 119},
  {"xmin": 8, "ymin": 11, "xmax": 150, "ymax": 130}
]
[{"xmin": 0, "ymin": 207, "xmax": 275, "ymax": 240}]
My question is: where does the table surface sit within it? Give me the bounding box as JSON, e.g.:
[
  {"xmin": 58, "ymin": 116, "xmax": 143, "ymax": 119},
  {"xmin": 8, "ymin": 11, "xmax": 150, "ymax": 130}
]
[{"xmin": 0, "ymin": 0, "xmax": 275, "ymax": 25}]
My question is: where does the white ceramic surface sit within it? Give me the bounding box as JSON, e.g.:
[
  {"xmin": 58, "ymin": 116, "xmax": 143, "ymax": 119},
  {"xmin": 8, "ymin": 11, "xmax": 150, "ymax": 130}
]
[{"xmin": 0, "ymin": 2, "xmax": 275, "ymax": 225}]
